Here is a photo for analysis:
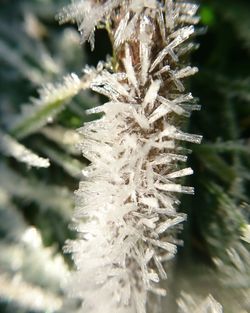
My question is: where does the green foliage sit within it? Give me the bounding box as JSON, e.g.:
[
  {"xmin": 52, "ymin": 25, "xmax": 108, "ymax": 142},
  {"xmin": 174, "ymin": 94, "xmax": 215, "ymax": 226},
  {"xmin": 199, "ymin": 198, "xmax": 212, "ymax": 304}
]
[
  {"xmin": 200, "ymin": 5, "xmax": 215, "ymax": 27},
  {"xmin": 176, "ymin": 0, "xmax": 250, "ymax": 310},
  {"xmin": 0, "ymin": 1, "xmax": 96, "ymax": 312}
]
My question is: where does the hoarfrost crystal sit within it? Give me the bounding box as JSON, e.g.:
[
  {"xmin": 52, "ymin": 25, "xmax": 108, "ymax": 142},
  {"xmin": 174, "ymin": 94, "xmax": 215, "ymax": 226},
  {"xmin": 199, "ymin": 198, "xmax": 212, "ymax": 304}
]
[
  {"xmin": 178, "ymin": 293, "xmax": 223, "ymax": 313},
  {"xmin": 61, "ymin": 1, "xmax": 202, "ymax": 312}
]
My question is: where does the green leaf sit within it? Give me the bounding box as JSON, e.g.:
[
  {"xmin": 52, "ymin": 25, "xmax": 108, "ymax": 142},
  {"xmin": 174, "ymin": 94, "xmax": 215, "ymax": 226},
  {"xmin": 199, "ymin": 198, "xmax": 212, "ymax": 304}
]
[{"xmin": 200, "ymin": 5, "xmax": 216, "ymax": 26}]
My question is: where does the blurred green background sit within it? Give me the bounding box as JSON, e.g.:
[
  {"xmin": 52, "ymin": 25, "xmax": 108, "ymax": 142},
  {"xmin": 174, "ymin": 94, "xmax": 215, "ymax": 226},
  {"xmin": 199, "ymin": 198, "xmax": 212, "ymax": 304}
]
[{"xmin": 0, "ymin": 0, "xmax": 249, "ymax": 312}]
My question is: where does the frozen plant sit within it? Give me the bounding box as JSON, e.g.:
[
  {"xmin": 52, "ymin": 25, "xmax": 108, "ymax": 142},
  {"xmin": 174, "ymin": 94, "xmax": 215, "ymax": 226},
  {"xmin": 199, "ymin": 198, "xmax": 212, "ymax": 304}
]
[{"xmin": 59, "ymin": 1, "xmax": 202, "ymax": 313}]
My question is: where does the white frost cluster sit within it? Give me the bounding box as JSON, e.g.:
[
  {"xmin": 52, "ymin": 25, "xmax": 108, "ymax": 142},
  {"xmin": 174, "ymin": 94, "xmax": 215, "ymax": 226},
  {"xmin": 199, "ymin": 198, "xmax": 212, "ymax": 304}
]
[
  {"xmin": 62, "ymin": 1, "xmax": 202, "ymax": 313},
  {"xmin": 0, "ymin": 275, "xmax": 62, "ymax": 312}
]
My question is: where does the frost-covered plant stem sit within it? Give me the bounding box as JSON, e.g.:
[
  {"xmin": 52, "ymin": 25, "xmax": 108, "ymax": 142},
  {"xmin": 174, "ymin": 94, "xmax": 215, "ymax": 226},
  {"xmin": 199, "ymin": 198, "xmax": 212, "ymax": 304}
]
[{"xmin": 60, "ymin": 1, "xmax": 202, "ymax": 313}]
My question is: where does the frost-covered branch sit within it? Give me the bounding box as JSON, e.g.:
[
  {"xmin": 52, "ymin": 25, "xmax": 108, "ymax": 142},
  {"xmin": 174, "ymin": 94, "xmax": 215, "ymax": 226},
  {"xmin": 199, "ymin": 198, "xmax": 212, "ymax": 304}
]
[{"xmin": 61, "ymin": 1, "xmax": 202, "ymax": 313}]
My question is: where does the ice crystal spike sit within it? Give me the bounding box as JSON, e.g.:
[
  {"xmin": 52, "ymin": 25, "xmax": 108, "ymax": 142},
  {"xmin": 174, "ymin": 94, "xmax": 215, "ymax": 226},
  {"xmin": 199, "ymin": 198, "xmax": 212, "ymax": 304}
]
[{"xmin": 61, "ymin": 1, "xmax": 202, "ymax": 313}]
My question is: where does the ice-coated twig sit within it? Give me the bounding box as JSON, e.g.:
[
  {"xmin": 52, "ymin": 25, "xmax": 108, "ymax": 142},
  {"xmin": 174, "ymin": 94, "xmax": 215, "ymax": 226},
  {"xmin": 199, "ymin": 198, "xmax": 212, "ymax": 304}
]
[{"xmin": 60, "ymin": 1, "xmax": 202, "ymax": 313}]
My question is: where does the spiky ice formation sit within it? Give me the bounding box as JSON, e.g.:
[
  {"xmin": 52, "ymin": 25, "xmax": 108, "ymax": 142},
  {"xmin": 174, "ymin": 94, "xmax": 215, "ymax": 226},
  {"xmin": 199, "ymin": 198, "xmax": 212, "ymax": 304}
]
[{"xmin": 61, "ymin": 1, "xmax": 202, "ymax": 313}]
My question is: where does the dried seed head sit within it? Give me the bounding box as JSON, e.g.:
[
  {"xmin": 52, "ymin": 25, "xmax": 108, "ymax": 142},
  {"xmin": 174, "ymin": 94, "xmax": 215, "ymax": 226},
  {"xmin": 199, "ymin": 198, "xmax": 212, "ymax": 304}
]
[{"xmin": 61, "ymin": 1, "xmax": 202, "ymax": 313}]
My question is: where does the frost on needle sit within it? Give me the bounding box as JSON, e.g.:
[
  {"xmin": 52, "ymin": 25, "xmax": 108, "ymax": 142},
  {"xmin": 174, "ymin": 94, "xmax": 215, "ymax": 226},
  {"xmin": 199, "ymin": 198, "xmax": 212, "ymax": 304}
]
[{"xmin": 59, "ymin": 1, "xmax": 202, "ymax": 313}]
